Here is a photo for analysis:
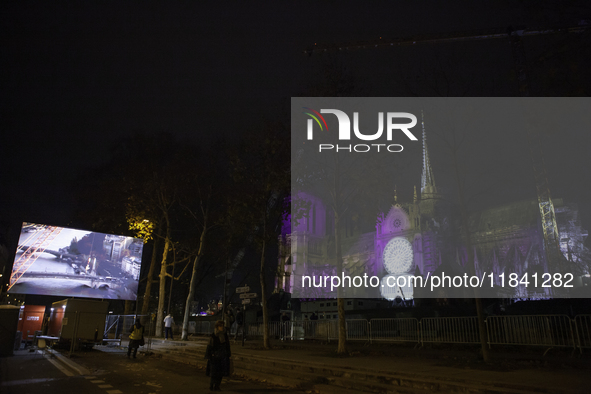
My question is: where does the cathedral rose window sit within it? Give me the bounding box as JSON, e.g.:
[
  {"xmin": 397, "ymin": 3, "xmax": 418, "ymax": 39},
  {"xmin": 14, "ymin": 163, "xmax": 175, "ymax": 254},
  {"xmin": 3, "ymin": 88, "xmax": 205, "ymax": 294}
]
[{"xmin": 383, "ymin": 237, "xmax": 413, "ymax": 274}]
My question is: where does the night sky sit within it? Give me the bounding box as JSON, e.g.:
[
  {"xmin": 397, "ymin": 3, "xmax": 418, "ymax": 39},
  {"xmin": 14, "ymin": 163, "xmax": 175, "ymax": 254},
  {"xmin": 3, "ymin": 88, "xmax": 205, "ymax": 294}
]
[{"xmin": 2, "ymin": 2, "xmax": 590, "ymax": 286}]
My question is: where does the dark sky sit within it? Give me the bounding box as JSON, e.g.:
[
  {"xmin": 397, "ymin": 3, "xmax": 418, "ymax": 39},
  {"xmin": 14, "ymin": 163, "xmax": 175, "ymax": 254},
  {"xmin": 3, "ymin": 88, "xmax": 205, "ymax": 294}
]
[{"xmin": 1, "ymin": 2, "xmax": 590, "ymax": 253}]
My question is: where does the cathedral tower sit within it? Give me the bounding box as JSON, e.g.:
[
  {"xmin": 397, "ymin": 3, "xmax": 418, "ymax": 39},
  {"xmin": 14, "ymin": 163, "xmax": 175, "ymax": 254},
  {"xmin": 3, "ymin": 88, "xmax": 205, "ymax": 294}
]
[{"xmin": 419, "ymin": 111, "xmax": 442, "ymax": 219}]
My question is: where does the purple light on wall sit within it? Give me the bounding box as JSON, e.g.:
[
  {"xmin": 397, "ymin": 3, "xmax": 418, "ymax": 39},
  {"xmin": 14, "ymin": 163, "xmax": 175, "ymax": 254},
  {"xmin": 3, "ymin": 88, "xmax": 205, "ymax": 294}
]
[{"xmin": 281, "ymin": 213, "xmax": 291, "ymax": 238}]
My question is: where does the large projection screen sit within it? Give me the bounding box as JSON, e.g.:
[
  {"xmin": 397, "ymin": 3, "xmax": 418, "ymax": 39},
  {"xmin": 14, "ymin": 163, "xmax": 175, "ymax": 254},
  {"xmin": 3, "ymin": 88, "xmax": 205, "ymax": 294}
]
[{"xmin": 8, "ymin": 222, "xmax": 144, "ymax": 300}]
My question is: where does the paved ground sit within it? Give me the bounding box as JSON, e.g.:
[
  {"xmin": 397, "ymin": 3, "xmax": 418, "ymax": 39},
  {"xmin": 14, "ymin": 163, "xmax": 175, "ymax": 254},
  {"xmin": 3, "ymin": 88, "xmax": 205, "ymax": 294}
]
[
  {"xmin": 0, "ymin": 347, "xmax": 306, "ymax": 394},
  {"xmin": 3, "ymin": 338, "xmax": 590, "ymax": 393},
  {"xmin": 147, "ymin": 336, "xmax": 591, "ymax": 393},
  {"xmin": 1, "ymin": 350, "xmax": 103, "ymax": 394}
]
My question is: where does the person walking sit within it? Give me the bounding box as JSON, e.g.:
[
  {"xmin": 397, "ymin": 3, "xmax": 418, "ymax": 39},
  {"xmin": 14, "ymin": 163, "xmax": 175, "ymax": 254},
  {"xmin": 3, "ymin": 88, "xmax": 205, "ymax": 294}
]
[
  {"xmin": 280, "ymin": 312, "xmax": 291, "ymax": 340},
  {"xmin": 234, "ymin": 309, "xmax": 244, "ymax": 341},
  {"xmin": 127, "ymin": 319, "xmax": 144, "ymax": 359},
  {"xmin": 223, "ymin": 308, "xmax": 234, "ymax": 334},
  {"xmin": 205, "ymin": 320, "xmax": 231, "ymax": 391},
  {"xmin": 309, "ymin": 311, "xmax": 318, "ymax": 338},
  {"xmin": 164, "ymin": 314, "xmax": 174, "ymax": 340}
]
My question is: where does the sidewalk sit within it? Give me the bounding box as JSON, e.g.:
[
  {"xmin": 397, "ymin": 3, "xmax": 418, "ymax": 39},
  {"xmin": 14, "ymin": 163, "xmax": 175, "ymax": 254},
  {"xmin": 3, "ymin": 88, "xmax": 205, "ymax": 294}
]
[
  {"xmin": 146, "ymin": 336, "xmax": 591, "ymax": 393},
  {"xmin": 0, "ymin": 349, "xmax": 89, "ymax": 384}
]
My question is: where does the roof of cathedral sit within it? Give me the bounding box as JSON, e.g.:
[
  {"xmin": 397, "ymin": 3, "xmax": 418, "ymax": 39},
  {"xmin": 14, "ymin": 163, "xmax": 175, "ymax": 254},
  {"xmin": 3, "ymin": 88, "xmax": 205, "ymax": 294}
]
[
  {"xmin": 342, "ymin": 232, "xmax": 375, "ymax": 256},
  {"xmin": 470, "ymin": 199, "xmax": 544, "ymax": 232}
]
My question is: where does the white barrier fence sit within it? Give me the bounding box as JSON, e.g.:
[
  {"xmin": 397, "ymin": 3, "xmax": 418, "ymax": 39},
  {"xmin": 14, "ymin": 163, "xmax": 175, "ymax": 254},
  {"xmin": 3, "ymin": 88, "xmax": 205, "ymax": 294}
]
[
  {"xmin": 370, "ymin": 318, "xmax": 419, "ymax": 343},
  {"xmin": 420, "ymin": 316, "xmax": 480, "ymax": 345},
  {"xmin": 326, "ymin": 320, "xmax": 339, "ymax": 341},
  {"xmin": 294, "ymin": 320, "xmax": 333, "ymax": 340},
  {"xmin": 486, "ymin": 315, "xmax": 576, "ymax": 349},
  {"xmin": 184, "ymin": 314, "xmax": 591, "ymax": 351},
  {"xmin": 346, "ymin": 319, "xmax": 370, "ymax": 341},
  {"xmin": 247, "ymin": 321, "xmax": 284, "ymax": 339},
  {"xmin": 574, "ymin": 315, "xmax": 591, "ymax": 350}
]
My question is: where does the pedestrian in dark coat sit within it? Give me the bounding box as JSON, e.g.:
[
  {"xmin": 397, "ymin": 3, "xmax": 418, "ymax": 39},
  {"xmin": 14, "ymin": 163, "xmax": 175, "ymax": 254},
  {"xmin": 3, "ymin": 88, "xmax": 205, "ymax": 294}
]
[
  {"xmin": 280, "ymin": 312, "xmax": 291, "ymax": 340},
  {"xmin": 205, "ymin": 320, "xmax": 231, "ymax": 391}
]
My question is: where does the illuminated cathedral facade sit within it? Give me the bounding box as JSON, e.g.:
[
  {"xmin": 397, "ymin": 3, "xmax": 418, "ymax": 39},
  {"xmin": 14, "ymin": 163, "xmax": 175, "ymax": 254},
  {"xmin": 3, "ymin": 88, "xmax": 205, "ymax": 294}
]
[{"xmin": 276, "ymin": 129, "xmax": 589, "ymax": 301}]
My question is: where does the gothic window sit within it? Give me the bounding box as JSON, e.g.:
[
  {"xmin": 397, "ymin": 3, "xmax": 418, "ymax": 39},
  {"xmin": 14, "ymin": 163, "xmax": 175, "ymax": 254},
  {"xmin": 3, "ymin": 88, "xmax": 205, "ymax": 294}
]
[
  {"xmin": 383, "ymin": 237, "xmax": 414, "ymax": 274},
  {"xmin": 388, "ymin": 208, "xmax": 409, "ymax": 233}
]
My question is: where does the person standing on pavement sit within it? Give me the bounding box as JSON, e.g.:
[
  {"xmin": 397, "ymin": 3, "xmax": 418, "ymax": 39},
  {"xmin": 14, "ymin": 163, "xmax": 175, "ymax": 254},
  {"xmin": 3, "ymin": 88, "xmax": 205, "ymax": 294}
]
[
  {"xmin": 311, "ymin": 311, "xmax": 319, "ymax": 337},
  {"xmin": 127, "ymin": 319, "xmax": 144, "ymax": 359},
  {"xmin": 280, "ymin": 312, "xmax": 291, "ymax": 340},
  {"xmin": 205, "ymin": 320, "xmax": 231, "ymax": 391},
  {"xmin": 223, "ymin": 308, "xmax": 234, "ymax": 334},
  {"xmin": 164, "ymin": 314, "xmax": 174, "ymax": 340},
  {"xmin": 234, "ymin": 309, "xmax": 244, "ymax": 341}
]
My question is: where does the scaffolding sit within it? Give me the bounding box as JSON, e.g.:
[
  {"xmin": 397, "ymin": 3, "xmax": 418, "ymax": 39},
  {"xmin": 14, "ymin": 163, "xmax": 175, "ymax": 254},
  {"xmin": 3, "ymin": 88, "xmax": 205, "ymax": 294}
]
[{"xmin": 8, "ymin": 225, "xmax": 63, "ymax": 291}]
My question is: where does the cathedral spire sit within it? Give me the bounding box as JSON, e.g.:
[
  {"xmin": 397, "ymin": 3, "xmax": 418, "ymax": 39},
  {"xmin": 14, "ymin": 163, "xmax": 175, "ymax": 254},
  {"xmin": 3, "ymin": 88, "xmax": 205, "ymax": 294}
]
[{"xmin": 421, "ymin": 110, "xmax": 437, "ymax": 197}]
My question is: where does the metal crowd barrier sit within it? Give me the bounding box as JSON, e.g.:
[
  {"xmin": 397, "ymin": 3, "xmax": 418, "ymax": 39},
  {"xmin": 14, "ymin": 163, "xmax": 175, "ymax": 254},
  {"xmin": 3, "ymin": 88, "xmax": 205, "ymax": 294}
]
[
  {"xmin": 246, "ymin": 322, "xmax": 264, "ymax": 337},
  {"xmin": 327, "ymin": 320, "xmax": 340, "ymax": 341},
  {"xmin": 315, "ymin": 321, "xmax": 332, "ymax": 340},
  {"xmin": 370, "ymin": 318, "xmax": 419, "ymax": 343},
  {"xmin": 314, "ymin": 321, "xmax": 333, "ymax": 340},
  {"xmin": 193, "ymin": 321, "xmax": 212, "ymax": 335},
  {"xmin": 420, "ymin": 316, "xmax": 480, "ymax": 345},
  {"xmin": 248, "ymin": 321, "xmax": 284, "ymax": 338},
  {"xmin": 346, "ymin": 319, "xmax": 370, "ymax": 341},
  {"xmin": 295, "ymin": 321, "xmax": 312, "ymax": 340},
  {"xmin": 294, "ymin": 320, "xmax": 331, "ymax": 340},
  {"xmin": 574, "ymin": 315, "xmax": 591, "ymax": 351},
  {"xmin": 574, "ymin": 314, "xmax": 591, "ymax": 352},
  {"xmin": 270, "ymin": 321, "xmax": 284, "ymax": 338},
  {"xmin": 486, "ymin": 315, "xmax": 576, "ymax": 349},
  {"xmin": 220, "ymin": 314, "xmax": 591, "ymax": 352},
  {"xmin": 104, "ymin": 314, "xmax": 146, "ymax": 341}
]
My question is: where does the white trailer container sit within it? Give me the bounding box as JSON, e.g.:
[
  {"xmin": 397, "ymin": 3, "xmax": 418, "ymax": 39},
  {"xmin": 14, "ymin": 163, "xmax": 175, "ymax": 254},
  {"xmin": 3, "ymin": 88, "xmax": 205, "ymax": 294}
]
[{"xmin": 48, "ymin": 298, "xmax": 109, "ymax": 350}]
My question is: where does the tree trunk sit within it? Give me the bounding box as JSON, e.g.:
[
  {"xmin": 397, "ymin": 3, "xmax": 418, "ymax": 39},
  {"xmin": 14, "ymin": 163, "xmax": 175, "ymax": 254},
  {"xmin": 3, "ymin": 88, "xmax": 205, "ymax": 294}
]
[
  {"xmin": 452, "ymin": 149, "xmax": 490, "ymax": 362},
  {"xmin": 463, "ymin": 215, "xmax": 490, "ymax": 362},
  {"xmin": 463, "ymin": 217, "xmax": 490, "ymax": 362},
  {"xmin": 335, "ymin": 212, "xmax": 347, "ymax": 353},
  {"xmin": 141, "ymin": 236, "xmax": 160, "ymax": 317},
  {"xmin": 334, "ymin": 157, "xmax": 347, "ymax": 354},
  {"xmin": 155, "ymin": 216, "xmax": 172, "ymax": 337},
  {"xmin": 261, "ymin": 226, "xmax": 270, "ymax": 349},
  {"xmin": 181, "ymin": 210, "xmax": 208, "ymax": 340}
]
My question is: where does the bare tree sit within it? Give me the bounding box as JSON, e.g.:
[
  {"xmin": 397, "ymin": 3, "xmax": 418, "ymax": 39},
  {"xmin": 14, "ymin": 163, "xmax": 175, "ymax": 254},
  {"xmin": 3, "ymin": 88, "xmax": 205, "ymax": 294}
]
[{"xmin": 228, "ymin": 122, "xmax": 291, "ymax": 349}]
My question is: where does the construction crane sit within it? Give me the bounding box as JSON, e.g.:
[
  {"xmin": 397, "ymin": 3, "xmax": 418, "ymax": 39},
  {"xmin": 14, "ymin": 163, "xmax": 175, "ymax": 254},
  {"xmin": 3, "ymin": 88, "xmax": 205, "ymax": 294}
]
[
  {"xmin": 304, "ymin": 25, "xmax": 586, "ymax": 95},
  {"xmin": 304, "ymin": 24, "xmax": 588, "ymax": 290},
  {"xmin": 8, "ymin": 225, "xmax": 63, "ymax": 291}
]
